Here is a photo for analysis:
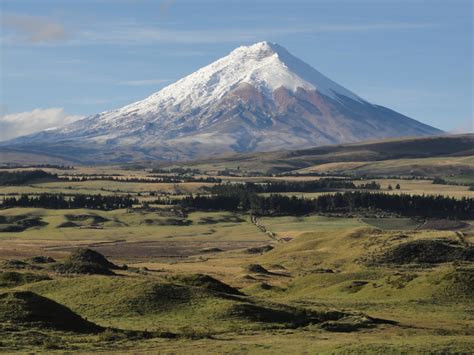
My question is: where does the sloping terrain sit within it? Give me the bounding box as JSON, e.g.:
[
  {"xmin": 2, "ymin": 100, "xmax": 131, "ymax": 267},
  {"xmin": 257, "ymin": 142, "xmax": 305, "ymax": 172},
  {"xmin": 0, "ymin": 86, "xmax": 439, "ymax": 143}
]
[
  {"xmin": 0, "ymin": 216, "xmax": 472, "ymax": 352},
  {"xmin": 20, "ymin": 274, "xmax": 383, "ymax": 333},
  {"xmin": 178, "ymin": 134, "xmax": 474, "ymax": 175},
  {"xmin": 0, "ymin": 291, "xmax": 101, "ymax": 333}
]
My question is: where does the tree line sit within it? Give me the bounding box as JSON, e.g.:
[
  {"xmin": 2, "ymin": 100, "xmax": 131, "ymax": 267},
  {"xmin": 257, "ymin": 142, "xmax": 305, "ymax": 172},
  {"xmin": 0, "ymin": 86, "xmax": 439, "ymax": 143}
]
[
  {"xmin": 0, "ymin": 170, "xmax": 221, "ymax": 186},
  {"xmin": 178, "ymin": 190, "xmax": 473, "ymax": 219},
  {"xmin": 60, "ymin": 175, "xmax": 221, "ymax": 184},
  {"xmin": 204, "ymin": 179, "xmax": 380, "ymax": 194},
  {"xmin": 0, "ymin": 170, "xmax": 59, "ymax": 185},
  {"xmin": 1, "ymin": 194, "xmax": 137, "ymax": 210},
  {"xmin": 0, "ymin": 164, "xmax": 74, "ymax": 170}
]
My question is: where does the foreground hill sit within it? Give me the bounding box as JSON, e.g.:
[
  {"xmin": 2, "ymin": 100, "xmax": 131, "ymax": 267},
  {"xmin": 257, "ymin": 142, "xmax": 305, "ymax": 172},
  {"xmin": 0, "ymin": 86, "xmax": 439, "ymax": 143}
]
[{"xmin": 4, "ymin": 42, "xmax": 440, "ymax": 163}]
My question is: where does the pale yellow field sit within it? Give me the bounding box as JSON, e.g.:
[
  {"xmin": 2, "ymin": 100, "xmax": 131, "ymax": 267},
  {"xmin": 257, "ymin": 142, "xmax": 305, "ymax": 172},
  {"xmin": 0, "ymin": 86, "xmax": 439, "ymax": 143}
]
[
  {"xmin": 371, "ymin": 179, "xmax": 474, "ymax": 198},
  {"xmin": 297, "ymin": 156, "xmax": 474, "ymax": 177}
]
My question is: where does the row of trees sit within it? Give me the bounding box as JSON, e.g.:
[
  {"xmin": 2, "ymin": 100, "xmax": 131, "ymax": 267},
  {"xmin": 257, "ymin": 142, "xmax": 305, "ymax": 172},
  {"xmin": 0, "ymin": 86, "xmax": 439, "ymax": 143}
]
[
  {"xmin": 1, "ymin": 194, "xmax": 137, "ymax": 210},
  {"xmin": 60, "ymin": 175, "xmax": 221, "ymax": 184},
  {"xmin": 179, "ymin": 191, "xmax": 474, "ymax": 219},
  {"xmin": 0, "ymin": 170, "xmax": 59, "ymax": 185},
  {"xmin": 150, "ymin": 167, "xmax": 201, "ymax": 175},
  {"xmin": 204, "ymin": 179, "xmax": 380, "ymax": 194},
  {"xmin": 0, "ymin": 164, "xmax": 74, "ymax": 170}
]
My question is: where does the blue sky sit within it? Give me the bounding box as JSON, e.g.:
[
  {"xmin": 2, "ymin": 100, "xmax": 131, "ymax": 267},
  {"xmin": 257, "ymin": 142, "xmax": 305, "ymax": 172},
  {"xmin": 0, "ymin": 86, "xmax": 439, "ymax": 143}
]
[{"xmin": 0, "ymin": 0, "xmax": 472, "ymax": 139}]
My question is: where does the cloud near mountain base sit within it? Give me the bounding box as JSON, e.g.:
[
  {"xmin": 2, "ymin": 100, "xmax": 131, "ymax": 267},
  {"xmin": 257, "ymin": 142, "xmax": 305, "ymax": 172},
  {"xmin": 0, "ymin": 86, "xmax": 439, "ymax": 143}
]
[{"xmin": 0, "ymin": 108, "xmax": 83, "ymax": 142}]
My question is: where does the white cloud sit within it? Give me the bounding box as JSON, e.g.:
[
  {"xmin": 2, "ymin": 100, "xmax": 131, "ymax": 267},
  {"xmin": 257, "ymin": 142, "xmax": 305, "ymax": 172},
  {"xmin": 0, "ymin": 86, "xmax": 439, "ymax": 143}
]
[
  {"xmin": 0, "ymin": 108, "xmax": 83, "ymax": 141},
  {"xmin": 1, "ymin": 14, "xmax": 68, "ymax": 43}
]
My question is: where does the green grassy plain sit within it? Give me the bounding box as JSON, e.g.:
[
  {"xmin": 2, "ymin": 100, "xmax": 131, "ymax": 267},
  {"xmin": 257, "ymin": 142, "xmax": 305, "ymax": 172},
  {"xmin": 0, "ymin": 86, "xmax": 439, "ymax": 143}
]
[{"xmin": 0, "ymin": 155, "xmax": 473, "ymax": 353}]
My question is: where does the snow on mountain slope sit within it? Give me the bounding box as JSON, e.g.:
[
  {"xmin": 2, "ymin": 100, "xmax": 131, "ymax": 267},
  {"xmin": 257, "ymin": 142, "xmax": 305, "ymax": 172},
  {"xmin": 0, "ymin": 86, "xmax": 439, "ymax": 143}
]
[
  {"xmin": 100, "ymin": 42, "xmax": 362, "ymax": 122},
  {"xmin": 7, "ymin": 41, "xmax": 442, "ymax": 163}
]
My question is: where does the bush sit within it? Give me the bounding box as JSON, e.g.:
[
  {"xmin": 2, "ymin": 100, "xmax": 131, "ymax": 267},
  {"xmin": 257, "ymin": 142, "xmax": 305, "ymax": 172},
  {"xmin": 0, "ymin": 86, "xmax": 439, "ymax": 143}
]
[{"xmin": 433, "ymin": 177, "xmax": 447, "ymax": 184}]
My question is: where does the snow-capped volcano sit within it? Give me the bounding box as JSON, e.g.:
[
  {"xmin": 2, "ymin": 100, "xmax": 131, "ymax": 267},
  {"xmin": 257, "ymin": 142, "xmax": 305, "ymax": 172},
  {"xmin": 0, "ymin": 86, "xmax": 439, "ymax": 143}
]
[{"xmin": 8, "ymin": 41, "xmax": 441, "ymax": 162}]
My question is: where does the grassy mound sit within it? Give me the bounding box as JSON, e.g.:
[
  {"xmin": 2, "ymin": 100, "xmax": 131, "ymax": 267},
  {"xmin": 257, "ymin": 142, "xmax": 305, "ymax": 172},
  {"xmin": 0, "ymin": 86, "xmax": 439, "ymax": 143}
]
[
  {"xmin": 379, "ymin": 239, "xmax": 473, "ymax": 264},
  {"xmin": 246, "ymin": 264, "xmax": 271, "ymax": 274},
  {"xmin": 22, "ymin": 277, "xmax": 247, "ymax": 331},
  {"xmin": 226, "ymin": 303, "xmax": 391, "ymax": 331},
  {"xmin": 0, "ymin": 291, "xmax": 101, "ymax": 333},
  {"xmin": 21, "ymin": 275, "xmax": 393, "ymax": 333},
  {"xmin": 245, "ymin": 245, "xmax": 274, "ymax": 254},
  {"xmin": 55, "ymin": 248, "xmax": 119, "ymax": 275},
  {"xmin": 30, "ymin": 256, "xmax": 56, "ymax": 264},
  {"xmin": 226, "ymin": 303, "xmax": 309, "ymax": 325},
  {"xmin": 0, "ymin": 271, "xmax": 51, "ymax": 288},
  {"xmin": 434, "ymin": 267, "xmax": 474, "ymax": 301},
  {"xmin": 340, "ymin": 280, "xmax": 370, "ymax": 293},
  {"xmin": 65, "ymin": 214, "xmax": 110, "ymax": 224},
  {"xmin": 0, "ymin": 215, "xmax": 47, "ymax": 233},
  {"xmin": 171, "ymin": 274, "xmax": 243, "ymax": 295},
  {"xmin": 2, "ymin": 259, "xmax": 29, "ymax": 269},
  {"xmin": 142, "ymin": 218, "xmax": 192, "ymax": 226},
  {"xmin": 57, "ymin": 221, "xmax": 80, "ymax": 228},
  {"xmin": 23, "ymin": 276, "xmax": 225, "ymax": 319}
]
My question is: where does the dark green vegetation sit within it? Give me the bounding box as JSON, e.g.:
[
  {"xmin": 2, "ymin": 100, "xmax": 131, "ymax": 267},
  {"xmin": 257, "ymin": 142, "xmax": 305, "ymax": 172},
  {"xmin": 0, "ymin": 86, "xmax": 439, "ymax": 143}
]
[
  {"xmin": 2, "ymin": 194, "xmax": 137, "ymax": 210},
  {"xmin": 0, "ymin": 291, "xmax": 101, "ymax": 333},
  {"xmin": 377, "ymin": 239, "xmax": 473, "ymax": 264},
  {"xmin": 55, "ymin": 248, "xmax": 121, "ymax": 275},
  {"xmin": 0, "ymin": 272, "xmax": 50, "ymax": 287},
  {"xmin": 0, "ymin": 170, "xmax": 59, "ymax": 185},
  {"xmin": 0, "ymin": 164, "xmax": 74, "ymax": 170},
  {"xmin": 169, "ymin": 274, "xmax": 243, "ymax": 296},
  {"xmin": 180, "ymin": 189, "xmax": 474, "ymax": 219},
  {"xmin": 204, "ymin": 179, "xmax": 377, "ymax": 194},
  {"xmin": 0, "ymin": 215, "xmax": 47, "ymax": 232}
]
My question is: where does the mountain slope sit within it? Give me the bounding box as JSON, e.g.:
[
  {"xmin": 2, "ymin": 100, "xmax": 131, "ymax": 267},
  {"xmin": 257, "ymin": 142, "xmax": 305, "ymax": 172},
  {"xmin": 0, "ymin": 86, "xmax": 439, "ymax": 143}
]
[{"xmin": 6, "ymin": 42, "xmax": 441, "ymax": 163}]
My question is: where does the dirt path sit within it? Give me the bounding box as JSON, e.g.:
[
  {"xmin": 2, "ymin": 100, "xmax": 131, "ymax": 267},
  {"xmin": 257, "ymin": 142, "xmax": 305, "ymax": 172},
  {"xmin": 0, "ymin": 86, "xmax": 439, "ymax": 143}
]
[{"xmin": 250, "ymin": 215, "xmax": 287, "ymax": 243}]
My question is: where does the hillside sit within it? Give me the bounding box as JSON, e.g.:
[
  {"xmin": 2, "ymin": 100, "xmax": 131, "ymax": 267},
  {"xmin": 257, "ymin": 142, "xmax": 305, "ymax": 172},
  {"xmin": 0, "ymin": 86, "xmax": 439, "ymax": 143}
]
[{"xmin": 175, "ymin": 134, "xmax": 474, "ymax": 176}]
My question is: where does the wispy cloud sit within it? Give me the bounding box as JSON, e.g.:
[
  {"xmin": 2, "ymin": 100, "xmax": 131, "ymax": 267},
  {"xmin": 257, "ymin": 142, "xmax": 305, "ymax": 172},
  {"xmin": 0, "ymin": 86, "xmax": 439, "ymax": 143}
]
[
  {"xmin": 77, "ymin": 27, "xmax": 256, "ymax": 45},
  {"xmin": 1, "ymin": 15, "xmax": 433, "ymax": 46},
  {"xmin": 74, "ymin": 22, "xmax": 433, "ymax": 45},
  {"xmin": 1, "ymin": 14, "xmax": 68, "ymax": 43},
  {"xmin": 119, "ymin": 78, "xmax": 171, "ymax": 86},
  {"xmin": 0, "ymin": 108, "xmax": 83, "ymax": 141}
]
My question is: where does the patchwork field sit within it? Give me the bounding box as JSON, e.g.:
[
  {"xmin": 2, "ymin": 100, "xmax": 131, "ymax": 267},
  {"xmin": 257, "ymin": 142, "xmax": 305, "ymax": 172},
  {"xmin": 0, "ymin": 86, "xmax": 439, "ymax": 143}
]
[{"xmin": 0, "ymin": 157, "xmax": 473, "ymax": 353}]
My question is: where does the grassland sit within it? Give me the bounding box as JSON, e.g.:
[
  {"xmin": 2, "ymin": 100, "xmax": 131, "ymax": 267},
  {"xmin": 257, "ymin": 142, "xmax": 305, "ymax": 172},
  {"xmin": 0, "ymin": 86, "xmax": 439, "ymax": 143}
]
[
  {"xmin": 0, "ymin": 201, "xmax": 472, "ymax": 352},
  {"xmin": 0, "ymin": 149, "xmax": 473, "ymax": 353},
  {"xmin": 170, "ymin": 134, "xmax": 474, "ymax": 177}
]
